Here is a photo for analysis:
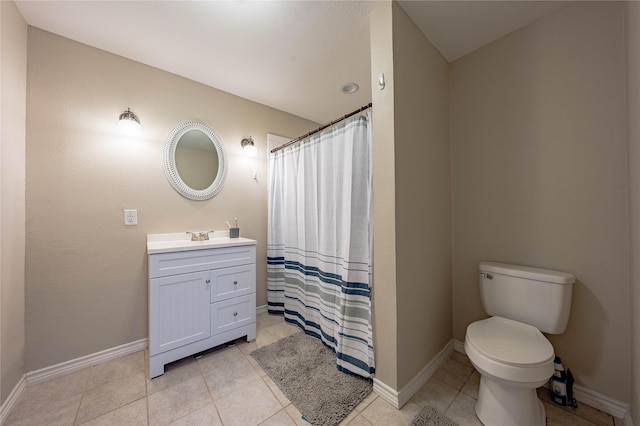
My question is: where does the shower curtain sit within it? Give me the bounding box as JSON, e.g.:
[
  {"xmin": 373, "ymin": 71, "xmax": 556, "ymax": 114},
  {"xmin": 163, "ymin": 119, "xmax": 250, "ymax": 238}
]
[{"xmin": 267, "ymin": 113, "xmax": 374, "ymax": 378}]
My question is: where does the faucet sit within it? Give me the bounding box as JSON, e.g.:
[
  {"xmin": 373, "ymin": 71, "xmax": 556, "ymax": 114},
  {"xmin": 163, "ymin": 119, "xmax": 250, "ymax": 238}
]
[{"xmin": 186, "ymin": 231, "xmax": 213, "ymax": 241}]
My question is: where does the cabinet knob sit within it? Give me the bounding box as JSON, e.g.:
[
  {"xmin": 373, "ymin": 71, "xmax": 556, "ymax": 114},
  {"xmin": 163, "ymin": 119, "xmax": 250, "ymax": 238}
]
[
  {"xmin": 233, "ymin": 312, "xmax": 238, "ymax": 317},
  {"xmin": 233, "ymin": 281, "xmax": 238, "ymax": 285},
  {"xmin": 206, "ymin": 279, "xmax": 211, "ymax": 283}
]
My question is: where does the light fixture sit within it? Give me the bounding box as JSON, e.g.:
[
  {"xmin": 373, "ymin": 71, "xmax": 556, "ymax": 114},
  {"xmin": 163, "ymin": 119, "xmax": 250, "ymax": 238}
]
[
  {"xmin": 241, "ymin": 136, "xmax": 257, "ymax": 157},
  {"xmin": 118, "ymin": 108, "xmax": 141, "ymax": 134},
  {"xmin": 341, "ymin": 82, "xmax": 359, "ymax": 94}
]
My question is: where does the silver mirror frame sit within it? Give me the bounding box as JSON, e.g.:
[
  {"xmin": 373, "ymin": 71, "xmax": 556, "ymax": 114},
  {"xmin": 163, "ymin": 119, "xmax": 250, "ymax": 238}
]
[{"xmin": 163, "ymin": 121, "xmax": 227, "ymax": 201}]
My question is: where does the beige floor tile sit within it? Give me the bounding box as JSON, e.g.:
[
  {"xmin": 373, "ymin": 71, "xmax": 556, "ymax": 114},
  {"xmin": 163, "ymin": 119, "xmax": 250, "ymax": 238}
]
[
  {"xmin": 169, "ymin": 402, "xmax": 223, "ymax": 426},
  {"xmin": 79, "ymin": 397, "xmax": 147, "ymax": 426},
  {"xmin": 76, "ymin": 371, "xmax": 146, "ymax": 424},
  {"xmin": 247, "ymin": 352, "xmax": 268, "ymax": 376},
  {"xmin": 5, "ymin": 393, "xmax": 81, "ymax": 426},
  {"xmin": 202, "ymin": 354, "xmax": 262, "ymax": 399},
  {"xmin": 410, "ymin": 376, "xmax": 459, "ymax": 414},
  {"xmin": 24, "ymin": 368, "xmax": 90, "ymax": 402},
  {"xmin": 354, "ymin": 390, "xmax": 378, "ymax": 412},
  {"xmin": 345, "ymin": 413, "xmax": 375, "ymax": 426},
  {"xmin": 266, "ymin": 321, "xmax": 302, "ymax": 339},
  {"xmin": 284, "ymin": 403, "xmax": 308, "ymax": 426},
  {"xmin": 360, "ymin": 396, "xmax": 421, "ymax": 426},
  {"xmin": 451, "ymin": 351, "xmax": 473, "ymax": 368},
  {"xmin": 237, "ymin": 325, "xmax": 280, "ymax": 355},
  {"xmin": 259, "ymin": 409, "xmax": 297, "ymax": 426},
  {"xmin": 543, "ymin": 400, "xmax": 598, "ymax": 426},
  {"xmin": 262, "ymin": 375, "xmax": 291, "ymax": 406},
  {"xmin": 460, "ymin": 370, "xmax": 480, "ymax": 399},
  {"xmin": 87, "ymin": 351, "xmax": 145, "ymax": 389},
  {"xmin": 433, "ymin": 358, "xmax": 474, "ymax": 391},
  {"xmin": 10, "ymin": 368, "xmax": 89, "ymax": 414},
  {"xmin": 147, "ymin": 355, "xmax": 201, "ymax": 395},
  {"xmin": 444, "ymin": 392, "xmax": 483, "ymax": 426},
  {"xmin": 148, "ymin": 375, "xmax": 212, "ymax": 426},
  {"xmin": 257, "ymin": 311, "xmax": 286, "ymax": 327},
  {"xmin": 196, "ymin": 345, "xmax": 243, "ymax": 373},
  {"xmin": 537, "ymin": 387, "xmax": 610, "ymax": 425},
  {"xmin": 215, "ymin": 378, "xmax": 282, "ymax": 426},
  {"xmin": 338, "ymin": 409, "xmax": 360, "ymax": 426}
]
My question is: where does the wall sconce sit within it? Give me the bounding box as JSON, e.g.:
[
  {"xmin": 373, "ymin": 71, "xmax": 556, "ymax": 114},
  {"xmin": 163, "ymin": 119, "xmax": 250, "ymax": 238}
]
[
  {"xmin": 241, "ymin": 136, "xmax": 257, "ymax": 157},
  {"xmin": 118, "ymin": 108, "xmax": 141, "ymax": 134}
]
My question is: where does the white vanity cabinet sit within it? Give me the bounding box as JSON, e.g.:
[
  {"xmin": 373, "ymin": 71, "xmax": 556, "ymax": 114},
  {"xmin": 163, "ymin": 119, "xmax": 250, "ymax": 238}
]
[{"xmin": 147, "ymin": 234, "xmax": 257, "ymax": 378}]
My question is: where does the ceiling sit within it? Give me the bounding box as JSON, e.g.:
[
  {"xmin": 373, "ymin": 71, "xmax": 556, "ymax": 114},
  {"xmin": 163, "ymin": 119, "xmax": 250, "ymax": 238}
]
[{"xmin": 15, "ymin": 1, "xmax": 569, "ymax": 125}]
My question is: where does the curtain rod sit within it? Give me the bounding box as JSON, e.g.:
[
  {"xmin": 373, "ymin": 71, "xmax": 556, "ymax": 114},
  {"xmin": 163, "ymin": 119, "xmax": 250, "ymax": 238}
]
[{"xmin": 270, "ymin": 102, "xmax": 372, "ymax": 153}]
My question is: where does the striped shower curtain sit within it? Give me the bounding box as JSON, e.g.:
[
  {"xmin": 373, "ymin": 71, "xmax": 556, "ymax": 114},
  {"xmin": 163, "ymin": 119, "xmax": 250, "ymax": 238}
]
[{"xmin": 267, "ymin": 114, "xmax": 374, "ymax": 378}]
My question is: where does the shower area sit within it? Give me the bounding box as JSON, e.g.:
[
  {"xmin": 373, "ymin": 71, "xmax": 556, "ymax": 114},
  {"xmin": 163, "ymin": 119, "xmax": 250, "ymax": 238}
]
[{"xmin": 266, "ymin": 105, "xmax": 375, "ymax": 378}]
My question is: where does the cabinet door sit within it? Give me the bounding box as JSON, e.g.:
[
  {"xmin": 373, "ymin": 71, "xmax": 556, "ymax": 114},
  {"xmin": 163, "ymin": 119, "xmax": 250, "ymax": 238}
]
[{"xmin": 149, "ymin": 271, "xmax": 210, "ymax": 355}]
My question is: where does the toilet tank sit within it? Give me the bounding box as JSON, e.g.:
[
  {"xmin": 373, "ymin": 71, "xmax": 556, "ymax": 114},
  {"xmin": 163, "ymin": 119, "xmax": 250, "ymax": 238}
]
[{"xmin": 479, "ymin": 261, "xmax": 575, "ymax": 334}]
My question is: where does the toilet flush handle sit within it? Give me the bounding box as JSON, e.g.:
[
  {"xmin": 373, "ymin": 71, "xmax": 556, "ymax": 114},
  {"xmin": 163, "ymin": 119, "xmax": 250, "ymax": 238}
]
[{"xmin": 480, "ymin": 273, "xmax": 493, "ymax": 279}]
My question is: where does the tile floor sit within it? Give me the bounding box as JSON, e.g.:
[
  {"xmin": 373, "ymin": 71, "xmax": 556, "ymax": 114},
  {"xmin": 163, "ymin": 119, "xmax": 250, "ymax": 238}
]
[{"xmin": 6, "ymin": 312, "xmax": 623, "ymax": 426}]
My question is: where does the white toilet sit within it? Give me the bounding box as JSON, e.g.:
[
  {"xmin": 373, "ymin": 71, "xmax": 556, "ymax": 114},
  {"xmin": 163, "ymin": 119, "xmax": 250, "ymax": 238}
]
[{"xmin": 464, "ymin": 261, "xmax": 574, "ymax": 426}]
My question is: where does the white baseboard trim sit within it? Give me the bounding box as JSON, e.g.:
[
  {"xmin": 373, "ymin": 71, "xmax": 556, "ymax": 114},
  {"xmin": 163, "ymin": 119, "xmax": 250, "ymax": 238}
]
[
  {"xmin": 0, "ymin": 375, "xmax": 26, "ymax": 424},
  {"xmin": 452, "ymin": 339, "xmax": 632, "ymax": 423},
  {"xmin": 373, "ymin": 339, "xmax": 454, "ymax": 409},
  {"xmin": 25, "ymin": 338, "xmax": 148, "ymax": 386},
  {"xmin": 453, "ymin": 338, "xmax": 465, "ymax": 354},
  {"xmin": 573, "ymin": 383, "xmax": 631, "ymax": 422},
  {"xmin": 256, "ymin": 304, "xmax": 268, "ymax": 315}
]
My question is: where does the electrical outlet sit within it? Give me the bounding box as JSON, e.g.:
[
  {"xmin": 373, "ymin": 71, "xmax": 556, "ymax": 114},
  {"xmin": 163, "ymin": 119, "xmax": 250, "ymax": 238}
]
[{"xmin": 124, "ymin": 209, "xmax": 137, "ymax": 226}]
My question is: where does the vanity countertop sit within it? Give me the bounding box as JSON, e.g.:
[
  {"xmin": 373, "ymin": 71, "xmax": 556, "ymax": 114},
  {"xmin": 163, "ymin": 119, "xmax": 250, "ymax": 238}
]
[{"xmin": 147, "ymin": 232, "xmax": 256, "ymax": 254}]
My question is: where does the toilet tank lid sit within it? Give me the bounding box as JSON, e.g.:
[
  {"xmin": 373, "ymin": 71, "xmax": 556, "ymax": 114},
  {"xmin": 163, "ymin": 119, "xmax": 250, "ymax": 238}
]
[{"xmin": 480, "ymin": 261, "xmax": 575, "ymax": 285}]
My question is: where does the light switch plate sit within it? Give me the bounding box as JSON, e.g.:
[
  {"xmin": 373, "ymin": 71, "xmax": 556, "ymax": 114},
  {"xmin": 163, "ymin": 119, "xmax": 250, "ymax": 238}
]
[{"xmin": 124, "ymin": 209, "xmax": 137, "ymax": 225}]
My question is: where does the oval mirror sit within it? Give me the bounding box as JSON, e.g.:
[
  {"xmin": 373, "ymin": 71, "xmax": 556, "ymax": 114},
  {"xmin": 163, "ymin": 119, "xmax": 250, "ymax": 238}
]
[{"xmin": 163, "ymin": 121, "xmax": 227, "ymax": 200}]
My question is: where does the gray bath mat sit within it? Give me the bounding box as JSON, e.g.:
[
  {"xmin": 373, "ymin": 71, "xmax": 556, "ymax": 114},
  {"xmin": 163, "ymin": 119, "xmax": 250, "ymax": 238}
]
[
  {"xmin": 410, "ymin": 406, "xmax": 459, "ymax": 426},
  {"xmin": 250, "ymin": 331, "xmax": 372, "ymax": 426}
]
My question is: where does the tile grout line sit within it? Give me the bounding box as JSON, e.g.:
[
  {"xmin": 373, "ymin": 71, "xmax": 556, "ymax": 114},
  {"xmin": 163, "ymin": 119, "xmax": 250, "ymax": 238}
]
[{"xmin": 199, "ymin": 352, "xmax": 228, "ymax": 426}]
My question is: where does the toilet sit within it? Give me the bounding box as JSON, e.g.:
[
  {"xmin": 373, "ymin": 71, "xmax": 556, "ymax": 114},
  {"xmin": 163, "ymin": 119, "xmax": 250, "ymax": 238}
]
[{"xmin": 464, "ymin": 261, "xmax": 574, "ymax": 426}]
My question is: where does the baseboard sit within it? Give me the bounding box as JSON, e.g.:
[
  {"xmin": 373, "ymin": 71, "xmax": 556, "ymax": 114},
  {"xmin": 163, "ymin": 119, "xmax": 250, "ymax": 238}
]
[
  {"xmin": 573, "ymin": 383, "xmax": 631, "ymax": 422},
  {"xmin": 453, "ymin": 338, "xmax": 465, "ymax": 354},
  {"xmin": 624, "ymin": 409, "xmax": 635, "ymax": 426},
  {"xmin": 0, "ymin": 374, "xmax": 26, "ymax": 424},
  {"xmin": 256, "ymin": 304, "xmax": 268, "ymax": 315},
  {"xmin": 25, "ymin": 338, "xmax": 148, "ymax": 385},
  {"xmin": 373, "ymin": 339, "xmax": 454, "ymax": 409},
  {"xmin": 453, "ymin": 339, "xmax": 632, "ymax": 423}
]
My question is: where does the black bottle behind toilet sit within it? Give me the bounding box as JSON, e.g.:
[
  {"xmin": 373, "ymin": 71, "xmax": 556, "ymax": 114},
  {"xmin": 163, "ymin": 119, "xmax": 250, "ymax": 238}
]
[{"xmin": 551, "ymin": 356, "xmax": 577, "ymax": 408}]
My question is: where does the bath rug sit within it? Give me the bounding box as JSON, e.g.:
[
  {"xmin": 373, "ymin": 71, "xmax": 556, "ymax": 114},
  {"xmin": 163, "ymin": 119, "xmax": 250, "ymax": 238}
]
[
  {"xmin": 250, "ymin": 331, "xmax": 372, "ymax": 426},
  {"xmin": 410, "ymin": 406, "xmax": 459, "ymax": 426}
]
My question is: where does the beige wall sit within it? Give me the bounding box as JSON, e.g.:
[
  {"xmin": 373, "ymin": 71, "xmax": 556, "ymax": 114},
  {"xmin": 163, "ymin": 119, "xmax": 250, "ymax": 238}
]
[
  {"xmin": 370, "ymin": 1, "xmax": 399, "ymax": 389},
  {"xmin": 451, "ymin": 1, "xmax": 629, "ymax": 402},
  {"xmin": 391, "ymin": 3, "xmax": 451, "ymax": 390},
  {"xmin": 627, "ymin": 1, "xmax": 640, "ymax": 423},
  {"xmin": 1, "ymin": 0, "xmax": 27, "ymax": 403},
  {"xmin": 370, "ymin": 1, "xmax": 451, "ymax": 392},
  {"xmin": 25, "ymin": 28, "xmax": 316, "ymax": 371}
]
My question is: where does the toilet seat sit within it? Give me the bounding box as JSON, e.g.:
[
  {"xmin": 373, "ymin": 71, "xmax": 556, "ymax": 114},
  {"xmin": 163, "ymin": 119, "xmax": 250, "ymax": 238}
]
[{"xmin": 466, "ymin": 316, "xmax": 554, "ymax": 367}]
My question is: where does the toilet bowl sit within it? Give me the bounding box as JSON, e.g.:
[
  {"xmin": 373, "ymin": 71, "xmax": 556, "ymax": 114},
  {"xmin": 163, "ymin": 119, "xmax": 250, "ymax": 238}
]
[
  {"xmin": 465, "ymin": 262, "xmax": 574, "ymax": 426},
  {"xmin": 465, "ymin": 316, "xmax": 554, "ymax": 426}
]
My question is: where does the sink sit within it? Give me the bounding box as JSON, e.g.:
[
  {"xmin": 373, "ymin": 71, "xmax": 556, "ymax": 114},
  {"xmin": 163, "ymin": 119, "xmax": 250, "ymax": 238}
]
[{"xmin": 146, "ymin": 231, "xmax": 256, "ymax": 254}]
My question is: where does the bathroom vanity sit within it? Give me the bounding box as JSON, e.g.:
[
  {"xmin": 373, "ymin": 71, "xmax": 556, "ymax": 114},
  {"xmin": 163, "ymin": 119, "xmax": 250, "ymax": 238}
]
[{"xmin": 147, "ymin": 232, "xmax": 257, "ymax": 378}]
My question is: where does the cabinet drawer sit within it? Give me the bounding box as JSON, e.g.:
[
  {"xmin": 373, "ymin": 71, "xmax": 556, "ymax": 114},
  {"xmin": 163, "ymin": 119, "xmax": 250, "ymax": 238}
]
[
  {"xmin": 149, "ymin": 245, "xmax": 256, "ymax": 278},
  {"xmin": 211, "ymin": 294, "xmax": 256, "ymax": 335},
  {"xmin": 210, "ymin": 264, "xmax": 255, "ymax": 303}
]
